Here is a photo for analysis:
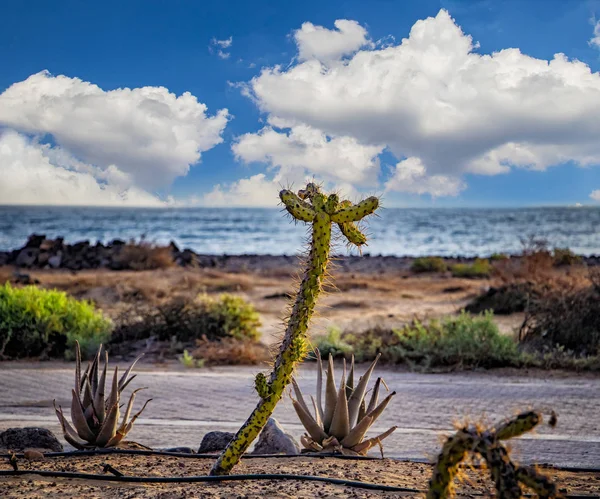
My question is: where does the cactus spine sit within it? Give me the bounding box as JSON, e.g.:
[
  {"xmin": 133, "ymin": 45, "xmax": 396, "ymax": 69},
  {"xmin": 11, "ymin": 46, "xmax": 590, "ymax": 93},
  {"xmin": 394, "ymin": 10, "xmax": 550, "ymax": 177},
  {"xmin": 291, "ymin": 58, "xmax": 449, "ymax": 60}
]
[
  {"xmin": 210, "ymin": 183, "xmax": 379, "ymax": 475},
  {"xmin": 427, "ymin": 411, "xmax": 561, "ymax": 499}
]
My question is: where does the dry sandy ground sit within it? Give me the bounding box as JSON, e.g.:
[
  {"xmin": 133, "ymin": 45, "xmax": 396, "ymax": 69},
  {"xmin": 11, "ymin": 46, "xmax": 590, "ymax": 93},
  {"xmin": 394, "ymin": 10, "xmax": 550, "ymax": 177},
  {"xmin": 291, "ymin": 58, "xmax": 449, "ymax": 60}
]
[
  {"xmin": 1, "ymin": 453, "xmax": 598, "ymax": 498},
  {"xmin": 1, "ymin": 262, "xmax": 597, "ymax": 496},
  {"xmin": 0, "ymin": 262, "xmax": 523, "ymax": 343}
]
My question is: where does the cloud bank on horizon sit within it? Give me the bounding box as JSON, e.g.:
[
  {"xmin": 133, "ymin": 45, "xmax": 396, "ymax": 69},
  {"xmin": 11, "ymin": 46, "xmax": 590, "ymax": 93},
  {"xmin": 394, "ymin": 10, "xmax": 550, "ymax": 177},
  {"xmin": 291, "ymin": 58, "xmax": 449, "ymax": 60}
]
[{"xmin": 1, "ymin": 9, "xmax": 600, "ymax": 207}]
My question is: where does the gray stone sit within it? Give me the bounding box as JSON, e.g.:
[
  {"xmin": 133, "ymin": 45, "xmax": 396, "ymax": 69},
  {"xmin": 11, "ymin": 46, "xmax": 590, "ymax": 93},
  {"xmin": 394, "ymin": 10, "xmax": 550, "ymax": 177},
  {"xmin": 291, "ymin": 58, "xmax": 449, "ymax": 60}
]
[
  {"xmin": 0, "ymin": 427, "xmax": 63, "ymax": 452},
  {"xmin": 48, "ymin": 253, "xmax": 62, "ymax": 268},
  {"xmin": 37, "ymin": 252, "xmax": 49, "ymax": 266},
  {"xmin": 198, "ymin": 431, "xmax": 235, "ymax": 453},
  {"xmin": 251, "ymin": 418, "xmax": 300, "ymax": 455},
  {"xmin": 24, "ymin": 234, "xmax": 46, "ymax": 249},
  {"xmin": 15, "ymin": 248, "xmax": 38, "ymax": 267}
]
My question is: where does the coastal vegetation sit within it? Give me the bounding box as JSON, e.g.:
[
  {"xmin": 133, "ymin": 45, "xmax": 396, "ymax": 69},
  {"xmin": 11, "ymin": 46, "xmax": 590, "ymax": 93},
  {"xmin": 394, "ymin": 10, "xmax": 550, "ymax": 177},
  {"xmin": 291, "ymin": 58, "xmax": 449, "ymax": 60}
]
[
  {"xmin": 0, "ymin": 282, "xmax": 111, "ymax": 359},
  {"xmin": 411, "ymin": 256, "xmax": 448, "ymax": 273},
  {"xmin": 315, "ymin": 299, "xmax": 600, "ymax": 372},
  {"xmin": 450, "ymin": 258, "xmax": 492, "ymax": 278},
  {"xmin": 111, "ymin": 293, "xmax": 261, "ymax": 345},
  {"xmin": 314, "ymin": 312, "xmax": 521, "ymax": 370}
]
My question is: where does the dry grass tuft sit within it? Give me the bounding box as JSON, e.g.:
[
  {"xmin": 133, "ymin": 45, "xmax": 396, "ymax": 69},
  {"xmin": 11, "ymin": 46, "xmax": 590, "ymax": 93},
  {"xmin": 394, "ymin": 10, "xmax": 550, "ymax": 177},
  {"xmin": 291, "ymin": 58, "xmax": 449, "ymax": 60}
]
[
  {"xmin": 114, "ymin": 241, "xmax": 175, "ymax": 270},
  {"xmin": 190, "ymin": 336, "xmax": 270, "ymax": 366},
  {"xmin": 519, "ymin": 269, "xmax": 600, "ymax": 355}
]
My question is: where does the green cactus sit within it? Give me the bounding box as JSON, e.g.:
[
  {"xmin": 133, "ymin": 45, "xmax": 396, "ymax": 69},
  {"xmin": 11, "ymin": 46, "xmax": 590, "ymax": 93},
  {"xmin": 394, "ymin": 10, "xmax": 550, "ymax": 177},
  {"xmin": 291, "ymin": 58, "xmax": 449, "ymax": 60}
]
[
  {"xmin": 210, "ymin": 183, "xmax": 379, "ymax": 475},
  {"xmin": 427, "ymin": 411, "xmax": 561, "ymax": 499}
]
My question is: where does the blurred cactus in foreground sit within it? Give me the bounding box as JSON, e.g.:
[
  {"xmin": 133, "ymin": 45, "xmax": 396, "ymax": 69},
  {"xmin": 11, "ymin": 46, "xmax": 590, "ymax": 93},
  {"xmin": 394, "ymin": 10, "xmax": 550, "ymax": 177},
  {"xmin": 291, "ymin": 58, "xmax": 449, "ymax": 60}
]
[
  {"xmin": 53, "ymin": 342, "xmax": 151, "ymax": 449},
  {"xmin": 292, "ymin": 351, "xmax": 397, "ymax": 455},
  {"xmin": 211, "ymin": 183, "xmax": 379, "ymax": 475},
  {"xmin": 428, "ymin": 411, "xmax": 561, "ymax": 499}
]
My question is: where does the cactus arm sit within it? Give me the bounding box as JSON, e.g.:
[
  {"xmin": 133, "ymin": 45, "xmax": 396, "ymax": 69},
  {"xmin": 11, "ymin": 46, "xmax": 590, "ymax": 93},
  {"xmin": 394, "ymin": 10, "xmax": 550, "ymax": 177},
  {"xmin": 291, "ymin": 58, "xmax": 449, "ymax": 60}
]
[
  {"xmin": 210, "ymin": 200, "xmax": 332, "ymax": 475},
  {"xmin": 254, "ymin": 373, "xmax": 271, "ymax": 400},
  {"xmin": 280, "ymin": 190, "xmax": 316, "ymax": 222},
  {"xmin": 331, "ymin": 196, "xmax": 379, "ymax": 223},
  {"xmin": 495, "ymin": 411, "xmax": 540, "ymax": 441},
  {"xmin": 335, "ymin": 200, "xmax": 368, "ymax": 247},
  {"xmin": 324, "ymin": 193, "xmax": 339, "ymax": 214},
  {"xmin": 478, "ymin": 439, "xmax": 522, "ymax": 499},
  {"xmin": 338, "ymin": 222, "xmax": 368, "ymax": 246},
  {"xmin": 427, "ymin": 429, "xmax": 476, "ymax": 499},
  {"xmin": 515, "ymin": 466, "xmax": 559, "ymax": 498}
]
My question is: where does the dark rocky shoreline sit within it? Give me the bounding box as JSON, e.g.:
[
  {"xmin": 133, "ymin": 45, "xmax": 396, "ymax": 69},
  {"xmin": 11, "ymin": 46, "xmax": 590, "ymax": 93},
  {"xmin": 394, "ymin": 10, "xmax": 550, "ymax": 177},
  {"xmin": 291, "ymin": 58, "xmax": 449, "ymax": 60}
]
[{"xmin": 1, "ymin": 234, "xmax": 599, "ymax": 273}]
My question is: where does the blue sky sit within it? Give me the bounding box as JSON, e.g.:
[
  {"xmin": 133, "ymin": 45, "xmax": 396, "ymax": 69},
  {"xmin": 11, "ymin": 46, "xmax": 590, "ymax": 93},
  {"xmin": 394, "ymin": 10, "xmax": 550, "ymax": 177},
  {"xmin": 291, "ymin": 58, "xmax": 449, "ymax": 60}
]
[{"xmin": 1, "ymin": 0, "xmax": 600, "ymax": 207}]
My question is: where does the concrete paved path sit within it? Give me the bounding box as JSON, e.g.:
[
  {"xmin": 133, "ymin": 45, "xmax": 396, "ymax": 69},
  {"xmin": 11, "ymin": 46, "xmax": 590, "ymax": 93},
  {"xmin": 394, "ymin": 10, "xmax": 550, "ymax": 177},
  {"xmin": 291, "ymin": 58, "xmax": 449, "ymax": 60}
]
[{"xmin": 0, "ymin": 364, "xmax": 598, "ymax": 468}]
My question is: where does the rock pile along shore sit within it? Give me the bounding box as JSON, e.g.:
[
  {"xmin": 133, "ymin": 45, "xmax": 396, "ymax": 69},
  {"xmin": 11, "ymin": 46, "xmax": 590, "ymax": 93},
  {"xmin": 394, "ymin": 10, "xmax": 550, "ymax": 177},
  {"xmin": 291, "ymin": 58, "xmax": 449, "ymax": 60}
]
[{"xmin": 1, "ymin": 233, "xmax": 599, "ymax": 273}]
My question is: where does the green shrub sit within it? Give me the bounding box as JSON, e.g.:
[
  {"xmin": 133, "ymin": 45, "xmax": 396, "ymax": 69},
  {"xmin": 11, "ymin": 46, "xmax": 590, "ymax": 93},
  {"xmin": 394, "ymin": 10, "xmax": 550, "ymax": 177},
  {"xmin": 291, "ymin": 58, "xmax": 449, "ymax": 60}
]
[
  {"xmin": 180, "ymin": 349, "xmax": 205, "ymax": 368},
  {"xmin": 411, "ymin": 257, "xmax": 447, "ymax": 273},
  {"xmin": 389, "ymin": 311, "xmax": 519, "ymax": 368},
  {"xmin": 489, "ymin": 252, "xmax": 509, "ymax": 261},
  {"xmin": 0, "ymin": 283, "xmax": 111, "ymax": 360},
  {"xmin": 312, "ymin": 326, "xmax": 353, "ymax": 358},
  {"xmin": 316, "ymin": 312, "xmax": 520, "ymax": 370},
  {"xmin": 451, "ymin": 259, "xmax": 492, "ymax": 278},
  {"xmin": 111, "ymin": 293, "xmax": 261, "ymax": 346},
  {"xmin": 552, "ymin": 247, "xmax": 582, "ymax": 267}
]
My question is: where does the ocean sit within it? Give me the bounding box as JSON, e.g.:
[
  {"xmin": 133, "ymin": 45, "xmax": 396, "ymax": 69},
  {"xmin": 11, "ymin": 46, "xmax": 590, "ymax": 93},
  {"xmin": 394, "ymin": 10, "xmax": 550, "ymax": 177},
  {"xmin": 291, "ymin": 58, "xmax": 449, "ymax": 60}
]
[{"xmin": 1, "ymin": 205, "xmax": 599, "ymax": 257}]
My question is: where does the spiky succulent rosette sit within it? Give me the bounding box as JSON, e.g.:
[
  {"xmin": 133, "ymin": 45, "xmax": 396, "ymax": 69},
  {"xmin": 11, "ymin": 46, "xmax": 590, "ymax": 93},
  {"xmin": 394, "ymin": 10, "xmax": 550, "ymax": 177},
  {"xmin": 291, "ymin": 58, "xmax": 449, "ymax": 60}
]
[
  {"xmin": 291, "ymin": 351, "xmax": 397, "ymax": 455},
  {"xmin": 53, "ymin": 341, "xmax": 151, "ymax": 449}
]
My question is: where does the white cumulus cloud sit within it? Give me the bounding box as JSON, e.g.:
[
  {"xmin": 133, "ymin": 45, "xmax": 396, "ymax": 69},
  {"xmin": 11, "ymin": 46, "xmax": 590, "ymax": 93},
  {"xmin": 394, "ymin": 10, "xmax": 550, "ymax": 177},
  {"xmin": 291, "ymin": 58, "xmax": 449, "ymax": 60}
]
[
  {"xmin": 0, "ymin": 71, "xmax": 229, "ymax": 190},
  {"xmin": 293, "ymin": 19, "xmax": 370, "ymax": 64},
  {"xmin": 590, "ymin": 189, "xmax": 600, "ymax": 201},
  {"xmin": 233, "ymin": 124, "xmax": 383, "ymax": 186},
  {"xmin": 386, "ymin": 157, "xmax": 465, "ymax": 197},
  {"xmin": 0, "ymin": 130, "xmax": 164, "ymax": 206},
  {"xmin": 237, "ymin": 9, "xmax": 600, "ymax": 198},
  {"xmin": 0, "ymin": 71, "xmax": 229, "ymax": 205},
  {"xmin": 202, "ymin": 174, "xmax": 280, "ymax": 207}
]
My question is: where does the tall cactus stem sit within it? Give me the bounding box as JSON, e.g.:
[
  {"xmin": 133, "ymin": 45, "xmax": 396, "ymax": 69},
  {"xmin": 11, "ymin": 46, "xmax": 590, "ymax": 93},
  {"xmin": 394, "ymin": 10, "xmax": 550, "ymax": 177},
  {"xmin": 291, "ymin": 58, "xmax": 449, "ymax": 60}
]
[{"xmin": 210, "ymin": 183, "xmax": 378, "ymax": 475}]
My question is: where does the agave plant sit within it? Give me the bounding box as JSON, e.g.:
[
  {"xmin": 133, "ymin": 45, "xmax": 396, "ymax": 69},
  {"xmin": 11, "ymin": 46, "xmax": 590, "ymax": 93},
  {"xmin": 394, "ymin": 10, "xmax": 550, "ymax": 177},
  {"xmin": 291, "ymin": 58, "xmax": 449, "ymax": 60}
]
[
  {"xmin": 53, "ymin": 341, "xmax": 151, "ymax": 449},
  {"xmin": 291, "ymin": 351, "xmax": 397, "ymax": 455}
]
